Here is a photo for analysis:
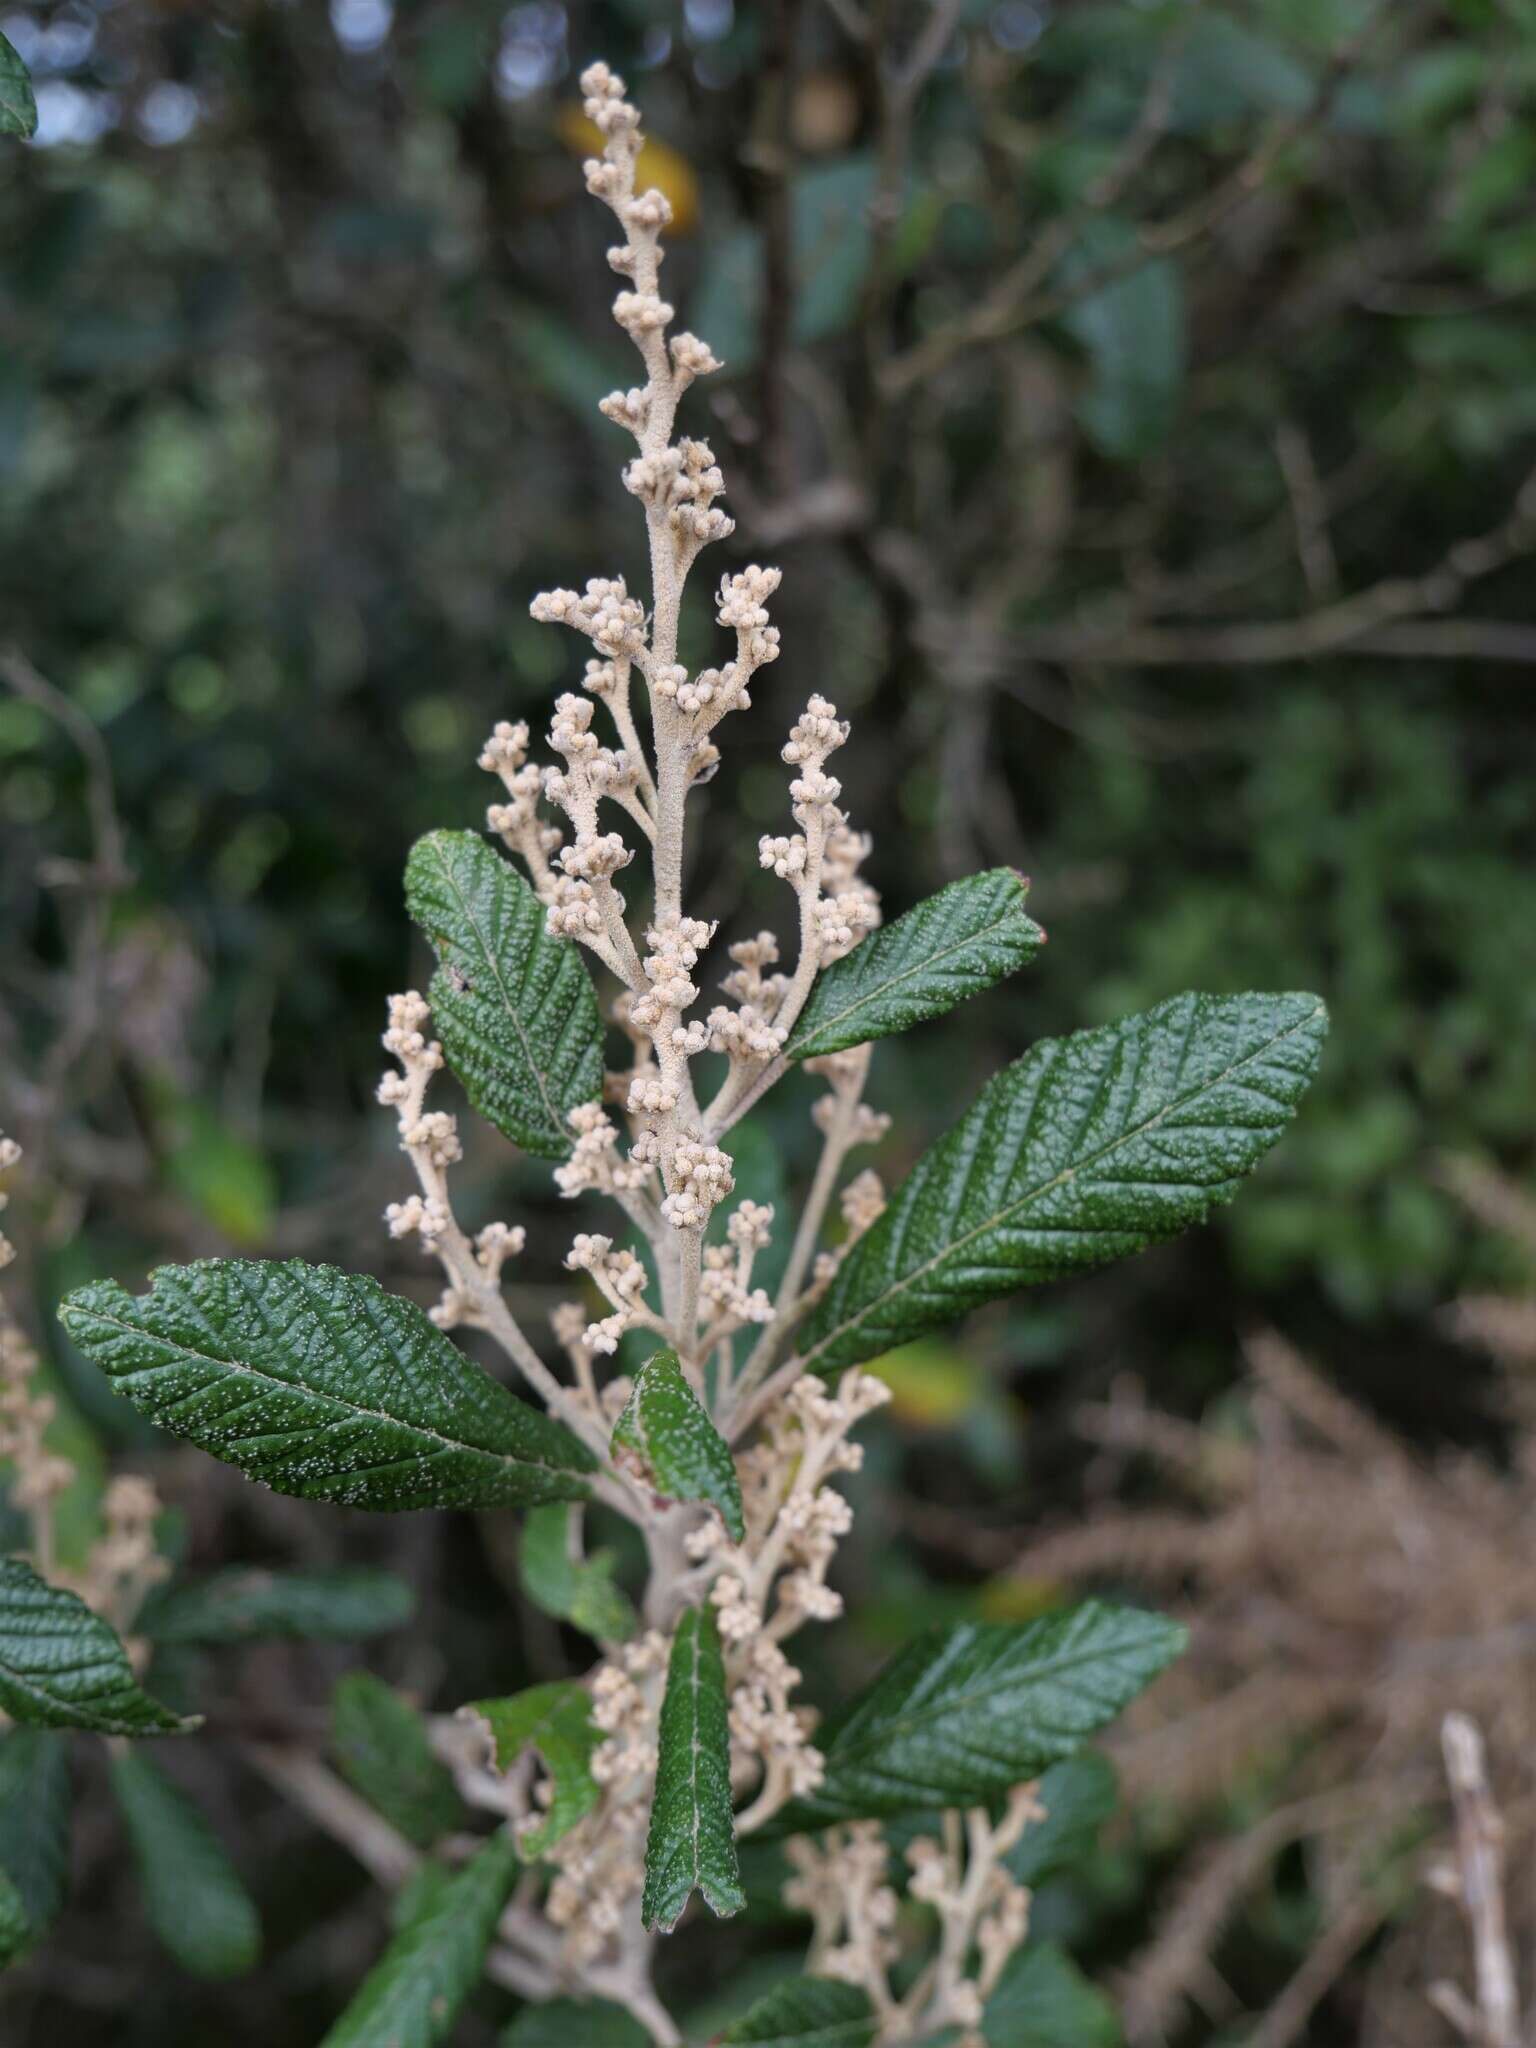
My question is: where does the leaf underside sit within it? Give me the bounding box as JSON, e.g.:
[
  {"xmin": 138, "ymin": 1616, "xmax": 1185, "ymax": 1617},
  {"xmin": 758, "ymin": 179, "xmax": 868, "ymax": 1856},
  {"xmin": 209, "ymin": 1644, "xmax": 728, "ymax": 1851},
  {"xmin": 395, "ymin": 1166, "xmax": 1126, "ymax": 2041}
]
[
  {"xmin": 464, "ymin": 1682, "xmax": 601, "ymax": 1859},
  {"xmin": 774, "ymin": 1602, "xmax": 1184, "ymax": 1831},
  {"xmin": 405, "ymin": 829, "xmax": 603, "ymax": 1159},
  {"xmin": 801, "ymin": 990, "xmax": 1328, "ymax": 1376},
  {"xmin": 612, "ymin": 1350, "xmax": 745, "ymax": 1542},
  {"xmin": 112, "ymin": 1750, "xmax": 261, "ymax": 1979},
  {"xmin": 0, "ymin": 1558, "xmax": 190, "ymax": 1738},
  {"xmin": 785, "ymin": 868, "xmax": 1043, "ymax": 1062},
  {"xmin": 318, "ymin": 1831, "xmax": 520, "ymax": 2048},
  {"xmin": 642, "ymin": 1602, "xmax": 745, "ymax": 1932},
  {"xmin": 60, "ymin": 1257, "xmax": 596, "ymax": 1513}
]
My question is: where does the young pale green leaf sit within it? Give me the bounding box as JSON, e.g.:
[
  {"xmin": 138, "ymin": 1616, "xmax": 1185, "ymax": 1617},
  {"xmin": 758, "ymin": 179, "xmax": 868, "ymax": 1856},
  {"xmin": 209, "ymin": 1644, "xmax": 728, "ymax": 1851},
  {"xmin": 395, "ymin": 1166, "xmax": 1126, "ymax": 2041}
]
[
  {"xmin": 0, "ymin": 1558, "xmax": 191, "ymax": 1738},
  {"xmin": 59, "ymin": 1257, "xmax": 596, "ymax": 1513},
  {"xmin": 111, "ymin": 1751, "xmax": 261, "ymax": 1979},
  {"xmin": 981, "ymin": 1939, "xmax": 1119, "ymax": 2047},
  {"xmin": 721, "ymin": 1978, "xmax": 878, "ymax": 2047},
  {"xmin": 642, "ymin": 1602, "xmax": 745, "ymax": 1932},
  {"xmin": 800, "ymin": 991, "xmax": 1327, "ymax": 1376},
  {"xmin": 0, "ymin": 1732, "xmax": 71, "ymax": 1967},
  {"xmin": 405, "ymin": 829, "xmax": 603, "ymax": 1159},
  {"xmin": 0, "ymin": 32, "xmax": 37, "ymax": 139},
  {"xmin": 774, "ymin": 1603, "xmax": 1183, "ymax": 1830},
  {"xmin": 785, "ymin": 869, "xmax": 1042, "ymax": 1061},
  {"xmin": 463, "ymin": 1682, "xmax": 601, "ymax": 1859},
  {"xmin": 319, "ymin": 1830, "xmax": 519, "ymax": 2048},
  {"xmin": 612, "ymin": 1351, "xmax": 744, "ymax": 1542},
  {"xmin": 502, "ymin": 1998, "xmax": 650, "ymax": 2047},
  {"xmin": 332, "ymin": 1672, "xmax": 462, "ymax": 1850},
  {"xmin": 520, "ymin": 1505, "xmax": 636, "ymax": 1644},
  {"xmin": 140, "ymin": 1566, "xmax": 414, "ymax": 1646}
]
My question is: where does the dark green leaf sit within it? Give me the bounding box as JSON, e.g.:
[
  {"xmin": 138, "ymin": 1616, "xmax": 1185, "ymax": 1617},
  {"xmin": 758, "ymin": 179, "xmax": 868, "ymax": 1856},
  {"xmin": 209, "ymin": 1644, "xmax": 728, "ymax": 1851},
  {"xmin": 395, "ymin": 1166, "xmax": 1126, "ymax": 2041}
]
[
  {"xmin": 0, "ymin": 32, "xmax": 36, "ymax": 140},
  {"xmin": 389, "ymin": 1859, "xmax": 455, "ymax": 1934},
  {"xmin": 520, "ymin": 1505, "xmax": 636, "ymax": 1644},
  {"xmin": 0, "ymin": 1732, "xmax": 71, "ymax": 1965},
  {"xmin": 0, "ymin": 1558, "xmax": 191, "ymax": 1737},
  {"xmin": 801, "ymin": 992, "xmax": 1327, "ymax": 1377},
  {"xmin": 405, "ymin": 830, "xmax": 603, "ymax": 1159},
  {"xmin": 642, "ymin": 1602, "xmax": 744, "ymax": 1932},
  {"xmin": 502, "ymin": 1998, "xmax": 650, "ymax": 2047},
  {"xmin": 786, "ymin": 870, "xmax": 1042, "ymax": 1061},
  {"xmin": 983, "ymin": 1940, "xmax": 1120, "ymax": 2047},
  {"xmin": 1008, "ymin": 1754, "xmax": 1118, "ymax": 1887},
  {"xmin": 775, "ymin": 1604, "xmax": 1183, "ymax": 1829},
  {"xmin": 140, "ymin": 1566, "xmax": 414, "ymax": 1646},
  {"xmin": 612, "ymin": 1351, "xmax": 744, "ymax": 1542},
  {"xmin": 319, "ymin": 1831, "xmax": 519, "ymax": 2048},
  {"xmin": 111, "ymin": 1750, "xmax": 261, "ymax": 1979},
  {"xmin": 722, "ymin": 1978, "xmax": 878, "ymax": 2047},
  {"xmin": 332, "ymin": 1672, "xmax": 462, "ymax": 1849},
  {"xmin": 463, "ymin": 1682, "xmax": 601, "ymax": 1859},
  {"xmin": 60, "ymin": 1257, "xmax": 596, "ymax": 1512}
]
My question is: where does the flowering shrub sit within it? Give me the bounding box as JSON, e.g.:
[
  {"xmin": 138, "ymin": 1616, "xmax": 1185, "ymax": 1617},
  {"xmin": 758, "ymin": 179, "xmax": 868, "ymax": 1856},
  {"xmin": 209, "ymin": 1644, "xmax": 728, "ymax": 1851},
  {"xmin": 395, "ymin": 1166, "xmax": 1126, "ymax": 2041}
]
[{"xmin": 2, "ymin": 62, "xmax": 1327, "ymax": 2047}]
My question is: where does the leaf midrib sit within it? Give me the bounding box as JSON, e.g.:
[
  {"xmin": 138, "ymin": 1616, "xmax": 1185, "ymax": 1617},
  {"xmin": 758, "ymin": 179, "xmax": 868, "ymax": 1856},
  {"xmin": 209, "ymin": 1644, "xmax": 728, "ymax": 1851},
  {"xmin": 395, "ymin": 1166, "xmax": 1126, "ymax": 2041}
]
[
  {"xmin": 788, "ymin": 884, "xmax": 1037, "ymax": 1057},
  {"xmin": 425, "ymin": 835, "xmax": 566, "ymax": 1146},
  {"xmin": 803, "ymin": 1000, "xmax": 1322, "ymax": 1368},
  {"xmin": 63, "ymin": 1291, "xmax": 578, "ymax": 1483}
]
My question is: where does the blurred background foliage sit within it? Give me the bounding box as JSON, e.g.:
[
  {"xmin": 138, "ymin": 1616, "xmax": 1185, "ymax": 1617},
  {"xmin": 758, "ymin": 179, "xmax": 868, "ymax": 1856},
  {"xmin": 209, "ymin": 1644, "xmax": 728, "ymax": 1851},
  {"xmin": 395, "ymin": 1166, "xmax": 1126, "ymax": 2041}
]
[{"xmin": 1, "ymin": 0, "xmax": 1534, "ymax": 2041}]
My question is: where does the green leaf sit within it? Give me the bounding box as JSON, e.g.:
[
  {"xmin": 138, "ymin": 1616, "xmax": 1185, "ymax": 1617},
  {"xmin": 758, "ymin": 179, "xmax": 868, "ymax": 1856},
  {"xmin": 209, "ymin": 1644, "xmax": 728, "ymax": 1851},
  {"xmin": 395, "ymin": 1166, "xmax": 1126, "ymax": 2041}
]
[
  {"xmin": 1061, "ymin": 218, "xmax": 1185, "ymax": 461},
  {"xmin": 612, "ymin": 1351, "xmax": 744, "ymax": 1543},
  {"xmin": 405, "ymin": 830, "xmax": 603, "ymax": 1160},
  {"xmin": 463, "ymin": 1682, "xmax": 601, "ymax": 1859},
  {"xmin": 786, "ymin": 870, "xmax": 1043, "ymax": 1061},
  {"xmin": 140, "ymin": 1566, "xmax": 414, "ymax": 1646},
  {"xmin": 319, "ymin": 1831, "xmax": 519, "ymax": 2048},
  {"xmin": 0, "ymin": 32, "xmax": 37, "ymax": 140},
  {"xmin": 59, "ymin": 1257, "xmax": 596, "ymax": 1512},
  {"xmin": 502, "ymin": 1998, "xmax": 650, "ymax": 2047},
  {"xmin": 0, "ymin": 1732, "xmax": 71, "ymax": 1966},
  {"xmin": 982, "ymin": 1940, "xmax": 1120, "ymax": 2048},
  {"xmin": 642, "ymin": 1602, "xmax": 744, "ymax": 1932},
  {"xmin": 0, "ymin": 1558, "xmax": 191, "ymax": 1737},
  {"xmin": 800, "ymin": 992, "xmax": 1327, "ymax": 1377},
  {"xmin": 722, "ymin": 1978, "xmax": 878, "ymax": 2047},
  {"xmin": 1007, "ymin": 1754, "xmax": 1118, "ymax": 1888},
  {"xmin": 520, "ymin": 1505, "xmax": 636, "ymax": 1644},
  {"xmin": 774, "ymin": 1603, "xmax": 1183, "ymax": 1830},
  {"xmin": 389, "ymin": 1860, "xmax": 455, "ymax": 1934},
  {"xmin": 332, "ymin": 1672, "xmax": 462, "ymax": 1850},
  {"xmin": 111, "ymin": 1751, "xmax": 261, "ymax": 1979}
]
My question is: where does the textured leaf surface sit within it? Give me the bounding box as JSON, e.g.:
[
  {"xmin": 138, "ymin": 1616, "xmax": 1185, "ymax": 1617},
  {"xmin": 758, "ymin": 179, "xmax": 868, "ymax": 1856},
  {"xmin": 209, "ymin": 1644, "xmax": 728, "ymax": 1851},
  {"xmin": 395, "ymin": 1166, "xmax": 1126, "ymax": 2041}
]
[
  {"xmin": 319, "ymin": 1831, "xmax": 519, "ymax": 2048},
  {"xmin": 801, "ymin": 991, "xmax": 1327, "ymax": 1375},
  {"xmin": 642, "ymin": 1603, "xmax": 744, "ymax": 1931},
  {"xmin": 0, "ymin": 1732, "xmax": 70, "ymax": 1966},
  {"xmin": 405, "ymin": 829, "xmax": 603, "ymax": 1159},
  {"xmin": 786, "ymin": 870, "xmax": 1042, "ymax": 1061},
  {"xmin": 722, "ymin": 1978, "xmax": 877, "ymax": 2047},
  {"xmin": 112, "ymin": 1751, "xmax": 260, "ymax": 1979},
  {"xmin": 520, "ymin": 1505, "xmax": 636, "ymax": 1643},
  {"xmin": 140, "ymin": 1566, "xmax": 414, "ymax": 1646},
  {"xmin": 0, "ymin": 1558, "xmax": 190, "ymax": 1737},
  {"xmin": 775, "ymin": 1604, "xmax": 1183, "ymax": 1828},
  {"xmin": 60, "ymin": 1257, "xmax": 595, "ymax": 1512},
  {"xmin": 502, "ymin": 1999, "xmax": 649, "ymax": 2047},
  {"xmin": 982, "ymin": 1939, "xmax": 1120, "ymax": 2047},
  {"xmin": 612, "ymin": 1350, "xmax": 744, "ymax": 1542},
  {"xmin": 0, "ymin": 32, "xmax": 36, "ymax": 138},
  {"xmin": 332, "ymin": 1672, "xmax": 462, "ymax": 1849},
  {"xmin": 464, "ymin": 1682, "xmax": 601, "ymax": 1859}
]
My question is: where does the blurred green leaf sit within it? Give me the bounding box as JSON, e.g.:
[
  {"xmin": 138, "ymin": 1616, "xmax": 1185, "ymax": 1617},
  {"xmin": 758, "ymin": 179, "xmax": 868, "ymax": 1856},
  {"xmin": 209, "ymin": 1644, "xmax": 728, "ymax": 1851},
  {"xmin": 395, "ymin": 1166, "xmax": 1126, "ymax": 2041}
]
[
  {"xmin": 112, "ymin": 1751, "xmax": 261, "ymax": 1979},
  {"xmin": 0, "ymin": 32, "xmax": 36, "ymax": 140},
  {"xmin": 1061, "ymin": 220, "xmax": 1186, "ymax": 460},
  {"xmin": 0, "ymin": 1731, "xmax": 71, "ymax": 1967},
  {"xmin": 331, "ymin": 1672, "xmax": 462, "ymax": 1850},
  {"xmin": 140, "ymin": 1566, "xmax": 414, "ymax": 1646}
]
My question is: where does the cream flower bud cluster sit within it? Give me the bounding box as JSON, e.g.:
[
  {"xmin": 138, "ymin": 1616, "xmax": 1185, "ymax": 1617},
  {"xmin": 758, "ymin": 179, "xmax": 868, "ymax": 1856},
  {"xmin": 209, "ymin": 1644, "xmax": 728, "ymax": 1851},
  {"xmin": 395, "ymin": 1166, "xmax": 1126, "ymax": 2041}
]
[
  {"xmin": 530, "ymin": 577, "xmax": 648, "ymax": 661},
  {"xmin": 0, "ymin": 1309, "xmax": 74, "ymax": 1511},
  {"xmin": 660, "ymin": 1139, "xmax": 735, "ymax": 1231},
  {"xmin": 554, "ymin": 1103, "xmax": 654, "ymax": 1200},
  {"xmin": 64, "ymin": 1473, "xmax": 173, "ymax": 1636},
  {"xmin": 563, "ymin": 1232, "xmax": 652, "ymax": 1354},
  {"xmin": 0, "ymin": 1133, "xmax": 20, "ymax": 1271}
]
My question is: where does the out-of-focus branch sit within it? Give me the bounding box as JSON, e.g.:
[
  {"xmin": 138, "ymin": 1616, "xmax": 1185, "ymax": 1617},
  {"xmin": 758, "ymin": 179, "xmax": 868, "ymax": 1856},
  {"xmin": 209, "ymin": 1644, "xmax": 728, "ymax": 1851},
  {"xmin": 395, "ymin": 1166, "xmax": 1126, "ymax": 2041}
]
[{"xmin": 1427, "ymin": 1713, "xmax": 1522, "ymax": 2048}]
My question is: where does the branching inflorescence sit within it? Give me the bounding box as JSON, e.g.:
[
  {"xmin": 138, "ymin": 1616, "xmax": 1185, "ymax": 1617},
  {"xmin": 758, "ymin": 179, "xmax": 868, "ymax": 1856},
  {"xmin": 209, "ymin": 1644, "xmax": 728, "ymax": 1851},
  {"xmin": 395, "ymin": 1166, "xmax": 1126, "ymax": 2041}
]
[{"xmin": 48, "ymin": 59, "xmax": 1325, "ymax": 2048}]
